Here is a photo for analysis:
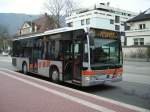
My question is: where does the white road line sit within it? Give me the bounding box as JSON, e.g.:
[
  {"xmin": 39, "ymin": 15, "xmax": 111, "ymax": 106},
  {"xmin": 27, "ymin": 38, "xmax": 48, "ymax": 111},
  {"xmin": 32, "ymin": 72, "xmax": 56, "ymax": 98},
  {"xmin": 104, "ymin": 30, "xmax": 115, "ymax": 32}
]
[
  {"xmin": 1, "ymin": 69, "xmax": 150, "ymax": 112},
  {"xmin": 0, "ymin": 71, "xmax": 115, "ymax": 112}
]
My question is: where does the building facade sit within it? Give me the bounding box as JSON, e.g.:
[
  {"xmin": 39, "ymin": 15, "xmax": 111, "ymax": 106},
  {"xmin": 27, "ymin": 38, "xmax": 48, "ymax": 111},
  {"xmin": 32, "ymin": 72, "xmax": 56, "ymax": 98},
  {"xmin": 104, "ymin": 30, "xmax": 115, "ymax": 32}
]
[
  {"xmin": 19, "ymin": 22, "xmax": 37, "ymax": 35},
  {"xmin": 18, "ymin": 13, "xmax": 57, "ymax": 36},
  {"xmin": 123, "ymin": 9, "xmax": 150, "ymax": 60},
  {"xmin": 126, "ymin": 8, "xmax": 150, "ymax": 46},
  {"xmin": 65, "ymin": 3, "xmax": 137, "ymax": 45}
]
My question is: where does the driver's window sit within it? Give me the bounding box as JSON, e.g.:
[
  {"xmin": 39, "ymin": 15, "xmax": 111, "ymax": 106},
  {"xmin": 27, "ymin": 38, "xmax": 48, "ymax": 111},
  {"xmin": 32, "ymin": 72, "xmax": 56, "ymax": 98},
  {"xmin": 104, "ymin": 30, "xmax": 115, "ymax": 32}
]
[
  {"xmin": 74, "ymin": 42, "xmax": 81, "ymax": 60},
  {"xmin": 74, "ymin": 44, "xmax": 79, "ymax": 54}
]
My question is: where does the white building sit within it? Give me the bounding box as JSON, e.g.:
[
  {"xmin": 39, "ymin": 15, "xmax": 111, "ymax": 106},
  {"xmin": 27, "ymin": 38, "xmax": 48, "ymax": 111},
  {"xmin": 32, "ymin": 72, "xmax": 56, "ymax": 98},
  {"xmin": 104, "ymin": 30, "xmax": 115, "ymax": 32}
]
[
  {"xmin": 126, "ymin": 8, "xmax": 150, "ymax": 46},
  {"xmin": 65, "ymin": 3, "xmax": 137, "ymax": 45}
]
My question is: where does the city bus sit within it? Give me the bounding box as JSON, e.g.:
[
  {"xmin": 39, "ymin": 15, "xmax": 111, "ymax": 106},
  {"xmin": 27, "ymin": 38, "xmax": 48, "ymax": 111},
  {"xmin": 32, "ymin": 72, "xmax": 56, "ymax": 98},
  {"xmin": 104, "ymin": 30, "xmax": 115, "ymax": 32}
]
[{"xmin": 12, "ymin": 27, "xmax": 123, "ymax": 86}]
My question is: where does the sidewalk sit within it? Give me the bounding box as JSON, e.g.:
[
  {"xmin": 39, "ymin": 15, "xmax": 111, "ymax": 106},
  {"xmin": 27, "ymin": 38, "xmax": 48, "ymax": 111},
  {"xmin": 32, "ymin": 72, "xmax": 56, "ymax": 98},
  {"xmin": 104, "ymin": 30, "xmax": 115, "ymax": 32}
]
[
  {"xmin": 124, "ymin": 58, "xmax": 150, "ymax": 62},
  {"xmin": 0, "ymin": 69, "xmax": 149, "ymax": 112}
]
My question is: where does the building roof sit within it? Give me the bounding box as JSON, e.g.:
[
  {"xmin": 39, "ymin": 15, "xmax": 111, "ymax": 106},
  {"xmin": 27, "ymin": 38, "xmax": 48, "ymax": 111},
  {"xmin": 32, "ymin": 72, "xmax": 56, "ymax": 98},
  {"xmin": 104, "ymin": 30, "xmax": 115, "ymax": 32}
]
[
  {"xmin": 33, "ymin": 13, "xmax": 57, "ymax": 32},
  {"xmin": 17, "ymin": 13, "xmax": 57, "ymax": 36},
  {"xmin": 20, "ymin": 21, "xmax": 36, "ymax": 28},
  {"xmin": 70, "ymin": 3, "xmax": 137, "ymax": 17},
  {"xmin": 127, "ymin": 8, "xmax": 150, "ymax": 22}
]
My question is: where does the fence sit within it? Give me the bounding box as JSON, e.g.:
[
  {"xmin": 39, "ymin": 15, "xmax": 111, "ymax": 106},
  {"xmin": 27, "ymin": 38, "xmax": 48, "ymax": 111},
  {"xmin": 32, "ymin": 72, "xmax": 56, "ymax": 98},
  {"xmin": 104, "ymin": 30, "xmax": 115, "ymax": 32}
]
[{"xmin": 122, "ymin": 45, "xmax": 150, "ymax": 62}]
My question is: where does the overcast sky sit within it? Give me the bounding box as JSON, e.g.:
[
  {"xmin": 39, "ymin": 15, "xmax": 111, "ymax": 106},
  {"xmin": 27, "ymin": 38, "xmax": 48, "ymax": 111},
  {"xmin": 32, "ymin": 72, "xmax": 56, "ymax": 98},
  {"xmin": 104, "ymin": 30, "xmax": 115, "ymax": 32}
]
[{"xmin": 0, "ymin": 0, "xmax": 150, "ymax": 14}]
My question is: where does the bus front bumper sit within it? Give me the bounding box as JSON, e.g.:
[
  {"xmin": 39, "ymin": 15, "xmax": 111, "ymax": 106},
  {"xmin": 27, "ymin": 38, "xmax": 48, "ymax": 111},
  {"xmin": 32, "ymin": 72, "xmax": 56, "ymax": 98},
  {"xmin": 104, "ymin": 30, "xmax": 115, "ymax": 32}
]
[{"xmin": 82, "ymin": 75, "xmax": 122, "ymax": 87}]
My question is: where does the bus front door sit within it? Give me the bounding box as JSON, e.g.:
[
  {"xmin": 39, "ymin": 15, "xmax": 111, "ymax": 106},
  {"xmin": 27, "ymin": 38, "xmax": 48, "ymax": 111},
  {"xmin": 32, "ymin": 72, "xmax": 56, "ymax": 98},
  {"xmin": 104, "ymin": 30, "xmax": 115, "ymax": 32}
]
[
  {"xmin": 72, "ymin": 42, "xmax": 82, "ymax": 82},
  {"xmin": 30, "ymin": 49, "xmax": 39, "ymax": 73}
]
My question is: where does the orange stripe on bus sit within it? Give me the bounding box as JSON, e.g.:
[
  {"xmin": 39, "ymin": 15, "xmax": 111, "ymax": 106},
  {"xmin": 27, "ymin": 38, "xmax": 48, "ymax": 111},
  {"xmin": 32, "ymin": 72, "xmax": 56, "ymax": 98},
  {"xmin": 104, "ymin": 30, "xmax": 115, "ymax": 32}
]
[
  {"xmin": 38, "ymin": 62, "xmax": 42, "ymax": 68},
  {"xmin": 29, "ymin": 64, "xmax": 33, "ymax": 69},
  {"xmin": 82, "ymin": 68, "xmax": 123, "ymax": 76},
  {"xmin": 34, "ymin": 63, "xmax": 38, "ymax": 68},
  {"xmin": 81, "ymin": 70, "xmax": 96, "ymax": 76},
  {"xmin": 29, "ymin": 60, "xmax": 51, "ymax": 69}
]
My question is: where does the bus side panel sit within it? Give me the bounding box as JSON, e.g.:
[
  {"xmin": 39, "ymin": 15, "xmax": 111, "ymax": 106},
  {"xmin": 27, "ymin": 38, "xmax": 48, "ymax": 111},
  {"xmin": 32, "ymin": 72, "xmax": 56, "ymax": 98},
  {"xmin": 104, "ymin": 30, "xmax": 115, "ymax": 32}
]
[
  {"xmin": 38, "ymin": 60, "xmax": 63, "ymax": 81},
  {"xmin": 12, "ymin": 57, "xmax": 29, "ymax": 71},
  {"xmin": 38, "ymin": 60, "xmax": 50, "ymax": 77}
]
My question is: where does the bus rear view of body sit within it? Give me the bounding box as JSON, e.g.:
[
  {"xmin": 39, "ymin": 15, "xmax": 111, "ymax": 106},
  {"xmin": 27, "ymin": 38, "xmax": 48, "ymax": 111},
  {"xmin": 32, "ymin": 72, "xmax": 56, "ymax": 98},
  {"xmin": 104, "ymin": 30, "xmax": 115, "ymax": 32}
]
[{"xmin": 12, "ymin": 27, "xmax": 123, "ymax": 86}]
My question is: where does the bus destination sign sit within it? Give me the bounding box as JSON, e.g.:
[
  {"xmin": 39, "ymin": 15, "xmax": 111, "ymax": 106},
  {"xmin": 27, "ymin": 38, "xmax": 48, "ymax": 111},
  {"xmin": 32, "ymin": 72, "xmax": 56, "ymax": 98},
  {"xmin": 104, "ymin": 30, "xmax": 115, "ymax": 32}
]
[{"xmin": 95, "ymin": 30, "xmax": 118, "ymax": 39}]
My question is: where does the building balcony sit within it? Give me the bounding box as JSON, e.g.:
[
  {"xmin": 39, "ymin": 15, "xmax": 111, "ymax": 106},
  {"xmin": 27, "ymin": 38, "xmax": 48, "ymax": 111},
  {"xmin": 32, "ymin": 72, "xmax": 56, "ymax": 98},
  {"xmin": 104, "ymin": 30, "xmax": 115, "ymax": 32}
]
[{"xmin": 125, "ymin": 29, "xmax": 150, "ymax": 37}]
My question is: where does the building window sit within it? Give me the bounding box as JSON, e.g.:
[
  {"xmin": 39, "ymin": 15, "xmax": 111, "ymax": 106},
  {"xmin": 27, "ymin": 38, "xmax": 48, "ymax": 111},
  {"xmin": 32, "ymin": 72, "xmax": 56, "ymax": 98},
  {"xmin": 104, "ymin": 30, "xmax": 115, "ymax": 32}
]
[
  {"xmin": 139, "ymin": 24, "xmax": 146, "ymax": 29},
  {"xmin": 81, "ymin": 19, "xmax": 84, "ymax": 25},
  {"xmin": 134, "ymin": 38, "xmax": 144, "ymax": 46},
  {"xmin": 134, "ymin": 39, "xmax": 138, "ymax": 45},
  {"xmin": 67, "ymin": 22, "xmax": 73, "ymax": 27},
  {"xmin": 140, "ymin": 38, "xmax": 144, "ymax": 45},
  {"xmin": 128, "ymin": 14, "xmax": 131, "ymax": 16},
  {"xmin": 121, "ymin": 21, "xmax": 124, "ymax": 26},
  {"xmin": 125, "ymin": 25, "xmax": 130, "ymax": 30},
  {"xmin": 139, "ymin": 24, "xmax": 142, "ymax": 29},
  {"xmin": 115, "ymin": 16, "xmax": 120, "ymax": 23},
  {"xmin": 94, "ymin": 12, "xmax": 98, "ymax": 14},
  {"xmin": 107, "ymin": 14, "xmax": 112, "ymax": 16},
  {"xmin": 115, "ymin": 25, "xmax": 120, "ymax": 31},
  {"xmin": 127, "ymin": 26, "xmax": 130, "ymax": 30},
  {"xmin": 110, "ymin": 19, "xmax": 114, "ymax": 24},
  {"xmin": 124, "ymin": 23, "xmax": 130, "ymax": 30},
  {"xmin": 86, "ymin": 18, "xmax": 90, "ymax": 25}
]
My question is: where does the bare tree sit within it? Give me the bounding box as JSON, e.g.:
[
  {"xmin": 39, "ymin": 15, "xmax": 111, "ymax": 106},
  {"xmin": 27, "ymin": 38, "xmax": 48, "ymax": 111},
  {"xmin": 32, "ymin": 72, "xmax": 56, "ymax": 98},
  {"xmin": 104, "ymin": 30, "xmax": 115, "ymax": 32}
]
[
  {"xmin": 0, "ymin": 25, "xmax": 11, "ymax": 52},
  {"xmin": 45, "ymin": 0, "xmax": 77, "ymax": 28},
  {"xmin": 0, "ymin": 25, "xmax": 9, "ymax": 39},
  {"xmin": 65, "ymin": 0, "xmax": 78, "ymax": 16}
]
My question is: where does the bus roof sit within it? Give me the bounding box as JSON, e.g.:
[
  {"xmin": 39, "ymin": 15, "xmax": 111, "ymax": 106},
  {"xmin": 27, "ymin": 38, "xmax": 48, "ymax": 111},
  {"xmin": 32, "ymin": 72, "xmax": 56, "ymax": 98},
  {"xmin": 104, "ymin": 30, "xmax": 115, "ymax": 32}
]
[
  {"xmin": 13, "ymin": 26, "xmax": 118, "ymax": 41},
  {"xmin": 13, "ymin": 27, "xmax": 86, "ymax": 41}
]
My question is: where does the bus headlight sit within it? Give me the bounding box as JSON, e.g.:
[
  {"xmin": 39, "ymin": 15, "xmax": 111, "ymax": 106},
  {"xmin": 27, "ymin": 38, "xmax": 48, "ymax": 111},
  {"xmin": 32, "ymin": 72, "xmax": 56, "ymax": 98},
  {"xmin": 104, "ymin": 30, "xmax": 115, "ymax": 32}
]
[{"xmin": 85, "ymin": 76, "xmax": 90, "ymax": 81}]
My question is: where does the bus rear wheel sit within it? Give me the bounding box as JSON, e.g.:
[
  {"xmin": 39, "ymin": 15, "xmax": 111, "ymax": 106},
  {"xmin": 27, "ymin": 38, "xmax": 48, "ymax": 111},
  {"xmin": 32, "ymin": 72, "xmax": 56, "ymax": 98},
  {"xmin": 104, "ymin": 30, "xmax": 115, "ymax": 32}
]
[{"xmin": 22, "ymin": 62, "xmax": 28, "ymax": 74}]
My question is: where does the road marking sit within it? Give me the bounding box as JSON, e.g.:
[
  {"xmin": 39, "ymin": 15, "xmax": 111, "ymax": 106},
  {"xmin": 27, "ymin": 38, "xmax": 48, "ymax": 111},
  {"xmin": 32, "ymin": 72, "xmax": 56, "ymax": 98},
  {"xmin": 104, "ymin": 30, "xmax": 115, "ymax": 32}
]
[
  {"xmin": 1, "ymin": 69, "xmax": 150, "ymax": 112},
  {"xmin": 0, "ymin": 71, "xmax": 115, "ymax": 112}
]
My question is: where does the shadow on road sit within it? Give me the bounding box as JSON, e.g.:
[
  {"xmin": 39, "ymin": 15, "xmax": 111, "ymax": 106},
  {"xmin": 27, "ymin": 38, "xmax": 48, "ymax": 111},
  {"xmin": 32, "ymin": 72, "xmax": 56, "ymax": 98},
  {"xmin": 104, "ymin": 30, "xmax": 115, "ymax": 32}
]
[
  {"xmin": 24, "ymin": 72, "xmax": 117, "ymax": 93},
  {"xmin": 14, "ymin": 71, "xmax": 150, "ymax": 110}
]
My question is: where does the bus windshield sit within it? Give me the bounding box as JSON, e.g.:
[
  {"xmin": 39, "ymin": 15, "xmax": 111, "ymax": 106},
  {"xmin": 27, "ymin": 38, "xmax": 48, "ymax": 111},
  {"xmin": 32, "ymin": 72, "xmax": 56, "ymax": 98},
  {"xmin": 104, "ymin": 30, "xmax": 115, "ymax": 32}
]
[{"xmin": 90, "ymin": 38, "xmax": 120, "ymax": 66}]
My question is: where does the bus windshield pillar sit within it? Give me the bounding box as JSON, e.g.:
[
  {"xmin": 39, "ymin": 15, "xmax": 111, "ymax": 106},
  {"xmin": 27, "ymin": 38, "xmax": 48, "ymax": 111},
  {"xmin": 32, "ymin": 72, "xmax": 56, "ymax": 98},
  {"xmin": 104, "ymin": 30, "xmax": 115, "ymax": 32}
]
[{"xmin": 86, "ymin": 33, "xmax": 91, "ymax": 70}]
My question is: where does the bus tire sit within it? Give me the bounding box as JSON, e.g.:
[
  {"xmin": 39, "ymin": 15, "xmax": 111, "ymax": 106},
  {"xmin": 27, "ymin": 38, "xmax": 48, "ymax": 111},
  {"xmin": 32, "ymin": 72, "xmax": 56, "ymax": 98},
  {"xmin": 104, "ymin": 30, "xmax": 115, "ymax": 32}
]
[
  {"xmin": 22, "ymin": 62, "xmax": 28, "ymax": 74},
  {"xmin": 49, "ymin": 67, "xmax": 59, "ymax": 83}
]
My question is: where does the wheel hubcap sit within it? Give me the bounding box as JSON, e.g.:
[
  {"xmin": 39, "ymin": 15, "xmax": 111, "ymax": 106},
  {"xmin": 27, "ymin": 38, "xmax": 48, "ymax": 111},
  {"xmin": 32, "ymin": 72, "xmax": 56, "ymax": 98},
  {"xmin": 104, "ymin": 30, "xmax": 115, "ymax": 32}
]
[
  {"xmin": 23, "ymin": 65, "xmax": 27, "ymax": 73},
  {"xmin": 52, "ymin": 71, "xmax": 58, "ymax": 81}
]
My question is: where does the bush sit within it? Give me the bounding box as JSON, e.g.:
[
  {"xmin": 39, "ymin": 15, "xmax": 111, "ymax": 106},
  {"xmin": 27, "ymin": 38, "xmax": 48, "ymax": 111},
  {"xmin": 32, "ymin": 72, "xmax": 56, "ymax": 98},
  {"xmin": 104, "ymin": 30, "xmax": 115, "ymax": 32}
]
[{"xmin": 146, "ymin": 47, "xmax": 150, "ymax": 61}]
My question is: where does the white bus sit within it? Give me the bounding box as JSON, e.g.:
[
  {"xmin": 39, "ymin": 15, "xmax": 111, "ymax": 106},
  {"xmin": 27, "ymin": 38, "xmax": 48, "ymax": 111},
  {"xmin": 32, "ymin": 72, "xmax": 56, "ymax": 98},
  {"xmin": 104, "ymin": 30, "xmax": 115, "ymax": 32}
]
[{"xmin": 12, "ymin": 27, "xmax": 123, "ymax": 86}]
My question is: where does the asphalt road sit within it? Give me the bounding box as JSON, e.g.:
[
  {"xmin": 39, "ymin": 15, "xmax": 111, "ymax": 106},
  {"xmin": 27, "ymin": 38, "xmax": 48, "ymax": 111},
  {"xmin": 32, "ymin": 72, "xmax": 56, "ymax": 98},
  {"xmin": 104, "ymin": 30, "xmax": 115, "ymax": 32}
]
[{"xmin": 0, "ymin": 56, "xmax": 150, "ymax": 110}]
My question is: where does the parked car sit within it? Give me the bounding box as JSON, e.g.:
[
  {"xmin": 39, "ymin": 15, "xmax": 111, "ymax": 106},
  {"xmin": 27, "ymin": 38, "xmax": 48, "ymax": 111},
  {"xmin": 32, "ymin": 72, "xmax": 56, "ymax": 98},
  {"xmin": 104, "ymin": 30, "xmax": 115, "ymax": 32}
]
[{"xmin": 2, "ymin": 52, "xmax": 9, "ymax": 56}]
